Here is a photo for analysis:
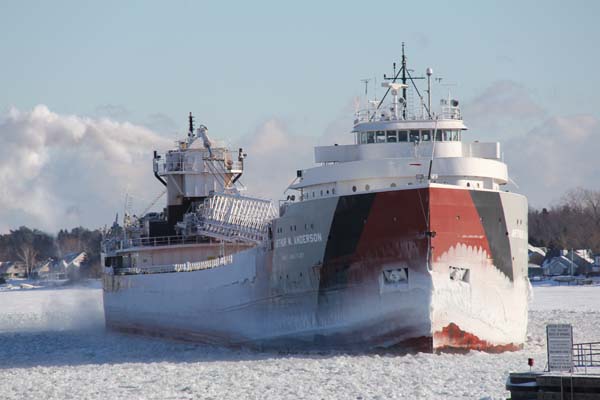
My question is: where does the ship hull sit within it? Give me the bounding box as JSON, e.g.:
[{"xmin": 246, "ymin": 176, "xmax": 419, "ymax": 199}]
[{"xmin": 102, "ymin": 184, "xmax": 528, "ymax": 352}]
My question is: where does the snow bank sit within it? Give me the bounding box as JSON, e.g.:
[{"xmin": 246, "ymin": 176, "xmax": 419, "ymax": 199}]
[{"xmin": 0, "ymin": 285, "xmax": 598, "ymax": 399}]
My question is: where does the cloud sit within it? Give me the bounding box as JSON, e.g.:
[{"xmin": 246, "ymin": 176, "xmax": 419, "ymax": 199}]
[
  {"xmin": 238, "ymin": 100, "xmax": 355, "ymax": 202},
  {"xmin": 505, "ymin": 114, "xmax": 600, "ymax": 207},
  {"xmin": 239, "ymin": 119, "xmax": 314, "ymax": 201},
  {"xmin": 0, "ymin": 105, "xmax": 172, "ymax": 233},
  {"xmin": 8, "ymin": 93, "xmax": 591, "ymax": 233},
  {"xmin": 463, "ymin": 80, "xmax": 545, "ymax": 139},
  {"xmin": 0, "ymin": 100, "xmax": 355, "ymax": 232}
]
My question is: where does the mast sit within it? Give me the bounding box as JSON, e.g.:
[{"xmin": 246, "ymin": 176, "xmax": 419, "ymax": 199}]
[
  {"xmin": 188, "ymin": 112, "xmax": 194, "ymax": 140},
  {"xmin": 401, "ymin": 42, "xmax": 407, "ymax": 117}
]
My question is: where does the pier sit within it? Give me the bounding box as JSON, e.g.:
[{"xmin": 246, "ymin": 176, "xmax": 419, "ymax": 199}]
[
  {"xmin": 507, "ymin": 372, "xmax": 600, "ymax": 399},
  {"xmin": 507, "ymin": 337, "xmax": 600, "ymax": 399}
]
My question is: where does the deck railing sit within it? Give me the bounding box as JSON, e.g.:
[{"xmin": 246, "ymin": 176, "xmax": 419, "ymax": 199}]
[
  {"xmin": 119, "ymin": 235, "xmax": 206, "ymax": 249},
  {"xmin": 573, "ymin": 341, "xmax": 600, "ymax": 373}
]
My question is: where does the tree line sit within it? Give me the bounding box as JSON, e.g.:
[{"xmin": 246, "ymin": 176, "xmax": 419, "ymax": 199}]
[
  {"xmin": 529, "ymin": 187, "xmax": 600, "ymax": 253},
  {"xmin": 0, "ymin": 227, "xmax": 103, "ymax": 277}
]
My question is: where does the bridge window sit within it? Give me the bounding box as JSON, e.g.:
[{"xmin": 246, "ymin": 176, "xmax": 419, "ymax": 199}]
[
  {"xmin": 386, "ymin": 130, "xmax": 397, "ymax": 142},
  {"xmin": 367, "ymin": 131, "xmax": 375, "ymax": 143},
  {"xmin": 421, "ymin": 130, "xmax": 431, "ymax": 141},
  {"xmin": 398, "ymin": 130, "xmax": 408, "ymax": 142},
  {"xmin": 409, "ymin": 130, "xmax": 420, "ymax": 142},
  {"xmin": 376, "ymin": 131, "xmax": 386, "ymax": 143},
  {"xmin": 435, "ymin": 130, "xmax": 443, "ymax": 142}
]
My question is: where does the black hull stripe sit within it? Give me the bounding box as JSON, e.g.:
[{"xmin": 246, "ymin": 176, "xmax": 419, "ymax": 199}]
[{"xmin": 470, "ymin": 191, "xmax": 513, "ymax": 281}]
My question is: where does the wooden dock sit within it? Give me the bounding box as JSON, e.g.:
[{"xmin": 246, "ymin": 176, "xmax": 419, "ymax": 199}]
[{"xmin": 507, "ymin": 372, "xmax": 600, "ymax": 399}]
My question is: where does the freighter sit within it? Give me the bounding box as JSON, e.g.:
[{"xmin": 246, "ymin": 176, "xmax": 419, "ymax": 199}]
[{"xmin": 101, "ymin": 48, "xmax": 529, "ymax": 352}]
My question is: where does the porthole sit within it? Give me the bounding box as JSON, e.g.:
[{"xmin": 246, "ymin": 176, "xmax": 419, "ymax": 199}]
[
  {"xmin": 320, "ymin": 190, "xmax": 323, "ymax": 196},
  {"xmin": 365, "ymin": 184, "xmax": 370, "ymax": 191},
  {"xmin": 332, "ymin": 188, "xmax": 336, "ymax": 194},
  {"xmin": 467, "ymin": 182, "xmax": 471, "ymax": 187},
  {"xmin": 326, "ymin": 190, "xmax": 329, "ymax": 195},
  {"xmin": 352, "ymin": 186, "xmax": 357, "ymax": 192}
]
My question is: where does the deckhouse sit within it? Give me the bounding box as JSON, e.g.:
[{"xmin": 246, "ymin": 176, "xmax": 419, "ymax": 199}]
[{"xmin": 290, "ymin": 50, "xmax": 508, "ymax": 202}]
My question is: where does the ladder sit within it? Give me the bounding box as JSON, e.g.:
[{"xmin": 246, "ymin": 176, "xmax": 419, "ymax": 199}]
[{"xmin": 198, "ymin": 193, "xmax": 277, "ymax": 244}]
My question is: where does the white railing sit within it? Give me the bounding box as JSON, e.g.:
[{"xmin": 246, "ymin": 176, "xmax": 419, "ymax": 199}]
[
  {"xmin": 155, "ymin": 148, "xmax": 243, "ymax": 175},
  {"xmin": 118, "ymin": 235, "xmax": 206, "ymax": 249}
]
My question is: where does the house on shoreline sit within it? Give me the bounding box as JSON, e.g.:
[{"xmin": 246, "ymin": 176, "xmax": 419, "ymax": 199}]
[
  {"xmin": 1, "ymin": 252, "xmax": 87, "ymax": 281},
  {"xmin": 0, "ymin": 261, "xmax": 27, "ymax": 279}
]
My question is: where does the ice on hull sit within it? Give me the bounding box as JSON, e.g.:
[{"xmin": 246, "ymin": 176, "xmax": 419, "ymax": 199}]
[{"xmin": 103, "ymin": 186, "xmax": 528, "ymax": 352}]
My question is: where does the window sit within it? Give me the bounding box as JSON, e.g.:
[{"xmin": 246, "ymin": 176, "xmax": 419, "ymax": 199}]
[
  {"xmin": 435, "ymin": 130, "xmax": 443, "ymax": 142},
  {"xmin": 352, "ymin": 186, "xmax": 357, "ymax": 192},
  {"xmin": 397, "ymin": 130, "xmax": 408, "ymax": 142},
  {"xmin": 442, "ymin": 130, "xmax": 452, "ymax": 141},
  {"xmin": 421, "ymin": 130, "xmax": 431, "ymax": 141},
  {"xmin": 386, "ymin": 130, "xmax": 398, "ymax": 143},
  {"xmin": 376, "ymin": 131, "xmax": 386, "ymax": 143},
  {"xmin": 391, "ymin": 183, "xmax": 397, "ymax": 188},
  {"xmin": 409, "ymin": 130, "xmax": 420, "ymax": 142},
  {"xmin": 359, "ymin": 132, "xmax": 367, "ymax": 144},
  {"xmin": 367, "ymin": 131, "xmax": 375, "ymax": 144},
  {"xmin": 365, "ymin": 184, "xmax": 370, "ymax": 191},
  {"xmin": 452, "ymin": 130, "xmax": 459, "ymax": 141}
]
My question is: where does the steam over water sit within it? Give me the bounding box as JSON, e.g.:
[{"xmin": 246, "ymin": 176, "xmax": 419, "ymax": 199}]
[{"xmin": 1, "ymin": 283, "xmax": 599, "ymax": 399}]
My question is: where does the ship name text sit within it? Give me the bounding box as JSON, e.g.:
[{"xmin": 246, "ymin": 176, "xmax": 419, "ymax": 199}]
[{"xmin": 275, "ymin": 233, "xmax": 323, "ymax": 249}]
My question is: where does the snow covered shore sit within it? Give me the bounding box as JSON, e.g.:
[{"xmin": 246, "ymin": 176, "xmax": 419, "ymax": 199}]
[{"xmin": 0, "ymin": 284, "xmax": 598, "ymax": 399}]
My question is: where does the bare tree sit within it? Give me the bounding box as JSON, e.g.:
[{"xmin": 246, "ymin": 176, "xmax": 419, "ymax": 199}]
[
  {"xmin": 531, "ymin": 187, "xmax": 600, "ymax": 252},
  {"xmin": 17, "ymin": 243, "xmax": 38, "ymax": 277}
]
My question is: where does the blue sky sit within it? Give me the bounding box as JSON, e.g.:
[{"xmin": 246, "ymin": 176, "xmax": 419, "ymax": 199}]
[
  {"xmin": 1, "ymin": 1, "xmax": 599, "ymax": 231},
  {"xmin": 2, "ymin": 1, "xmax": 598, "ymax": 135}
]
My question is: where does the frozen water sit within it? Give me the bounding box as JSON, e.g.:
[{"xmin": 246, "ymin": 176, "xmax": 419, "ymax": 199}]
[{"xmin": 0, "ymin": 283, "xmax": 599, "ymax": 399}]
